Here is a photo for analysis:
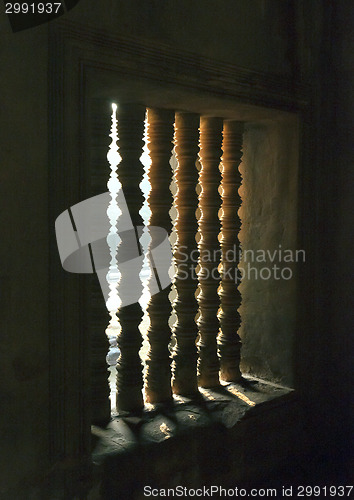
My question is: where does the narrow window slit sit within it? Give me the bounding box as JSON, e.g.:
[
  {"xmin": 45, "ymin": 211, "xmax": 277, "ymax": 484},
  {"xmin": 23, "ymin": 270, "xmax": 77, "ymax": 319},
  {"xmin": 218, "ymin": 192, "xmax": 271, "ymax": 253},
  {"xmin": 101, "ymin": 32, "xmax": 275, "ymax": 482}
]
[{"xmin": 105, "ymin": 103, "xmax": 121, "ymax": 411}]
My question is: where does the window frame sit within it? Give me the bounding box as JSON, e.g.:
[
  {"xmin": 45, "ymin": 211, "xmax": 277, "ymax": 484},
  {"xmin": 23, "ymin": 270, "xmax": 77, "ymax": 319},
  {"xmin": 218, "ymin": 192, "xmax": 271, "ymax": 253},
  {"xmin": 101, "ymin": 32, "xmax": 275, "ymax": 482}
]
[{"xmin": 48, "ymin": 18, "xmax": 307, "ymax": 471}]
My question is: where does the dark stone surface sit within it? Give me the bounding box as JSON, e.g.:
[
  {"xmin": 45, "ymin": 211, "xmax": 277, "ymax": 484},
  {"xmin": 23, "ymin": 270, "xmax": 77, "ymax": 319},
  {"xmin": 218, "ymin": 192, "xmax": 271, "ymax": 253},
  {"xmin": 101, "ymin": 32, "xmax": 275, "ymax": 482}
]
[{"xmin": 91, "ymin": 378, "xmax": 296, "ymax": 499}]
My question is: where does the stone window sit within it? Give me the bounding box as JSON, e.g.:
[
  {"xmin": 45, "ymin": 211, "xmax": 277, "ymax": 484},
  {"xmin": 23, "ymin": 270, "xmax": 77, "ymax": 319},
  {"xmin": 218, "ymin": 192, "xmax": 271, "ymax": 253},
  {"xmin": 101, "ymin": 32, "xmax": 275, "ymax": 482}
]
[{"xmin": 48, "ymin": 21, "xmax": 302, "ymax": 481}]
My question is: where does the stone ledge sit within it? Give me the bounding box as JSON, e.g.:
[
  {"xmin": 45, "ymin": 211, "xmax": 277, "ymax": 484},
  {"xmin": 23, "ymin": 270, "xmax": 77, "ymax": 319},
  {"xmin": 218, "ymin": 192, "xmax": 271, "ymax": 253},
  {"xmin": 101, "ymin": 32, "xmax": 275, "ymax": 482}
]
[
  {"xmin": 92, "ymin": 375, "xmax": 292, "ymax": 460},
  {"xmin": 91, "ymin": 377, "xmax": 300, "ymax": 499}
]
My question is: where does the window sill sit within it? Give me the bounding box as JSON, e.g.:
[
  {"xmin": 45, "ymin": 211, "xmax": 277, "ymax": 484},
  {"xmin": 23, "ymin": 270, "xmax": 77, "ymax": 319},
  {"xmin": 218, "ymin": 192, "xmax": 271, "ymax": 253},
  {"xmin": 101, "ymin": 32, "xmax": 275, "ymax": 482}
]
[{"xmin": 91, "ymin": 376, "xmax": 302, "ymax": 499}]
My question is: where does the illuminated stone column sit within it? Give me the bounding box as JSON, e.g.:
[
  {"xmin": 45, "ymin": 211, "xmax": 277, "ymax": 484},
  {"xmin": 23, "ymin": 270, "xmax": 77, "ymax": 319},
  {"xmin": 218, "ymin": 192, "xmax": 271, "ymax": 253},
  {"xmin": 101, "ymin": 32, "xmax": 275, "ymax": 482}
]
[
  {"xmin": 144, "ymin": 108, "xmax": 175, "ymax": 404},
  {"xmin": 218, "ymin": 121, "xmax": 244, "ymax": 382},
  {"xmin": 172, "ymin": 112, "xmax": 200, "ymax": 395},
  {"xmin": 197, "ymin": 117, "xmax": 223, "ymax": 388},
  {"xmin": 116, "ymin": 103, "xmax": 146, "ymax": 413}
]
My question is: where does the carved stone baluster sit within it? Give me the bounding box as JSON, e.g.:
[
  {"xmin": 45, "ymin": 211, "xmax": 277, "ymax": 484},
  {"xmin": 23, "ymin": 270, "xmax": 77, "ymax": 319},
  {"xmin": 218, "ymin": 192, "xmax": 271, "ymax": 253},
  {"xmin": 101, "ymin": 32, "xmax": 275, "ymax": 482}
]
[
  {"xmin": 116, "ymin": 103, "xmax": 146, "ymax": 413},
  {"xmin": 197, "ymin": 117, "xmax": 223, "ymax": 388},
  {"xmin": 88, "ymin": 98, "xmax": 112, "ymax": 425},
  {"xmin": 144, "ymin": 108, "xmax": 175, "ymax": 404},
  {"xmin": 218, "ymin": 121, "xmax": 244, "ymax": 382},
  {"xmin": 171, "ymin": 112, "xmax": 200, "ymax": 395}
]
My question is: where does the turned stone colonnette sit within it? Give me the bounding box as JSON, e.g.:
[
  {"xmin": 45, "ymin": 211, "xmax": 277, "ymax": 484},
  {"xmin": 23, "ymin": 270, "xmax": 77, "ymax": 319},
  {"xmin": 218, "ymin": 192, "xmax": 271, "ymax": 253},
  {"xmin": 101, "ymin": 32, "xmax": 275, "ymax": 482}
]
[
  {"xmin": 171, "ymin": 112, "xmax": 200, "ymax": 395},
  {"xmin": 144, "ymin": 108, "xmax": 175, "ymax": 404},
  {"xmin": 218, "ymin": 121, "xmax": 244, "ymax": 382},
  {"xmin": 89, "ymin": 98, "xmax": 112, "ymax": 425},
  {"xmin": 197, "ymin": 117, "xmax": 224, "ymax": 388},
  {"xmin": 115, "ymin": 103, "xmax": 146, "ymax": 413}
]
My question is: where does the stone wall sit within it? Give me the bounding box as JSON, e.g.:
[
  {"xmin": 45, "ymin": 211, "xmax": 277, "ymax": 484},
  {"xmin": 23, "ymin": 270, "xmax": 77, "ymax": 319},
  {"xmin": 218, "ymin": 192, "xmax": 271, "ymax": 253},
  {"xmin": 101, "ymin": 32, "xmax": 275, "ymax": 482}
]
[
  {"xmin": 239, "ymin": 117, "xmax": 299, "ymax": 386},
  {"xmin": 0, "ymin": 18, "xmax": 49, "ymax": 498},
  {"xmin": 69, "ymin": 0, "xmax": 296, "ymax": 76}
]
